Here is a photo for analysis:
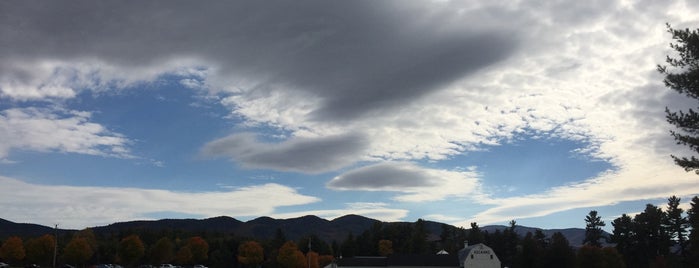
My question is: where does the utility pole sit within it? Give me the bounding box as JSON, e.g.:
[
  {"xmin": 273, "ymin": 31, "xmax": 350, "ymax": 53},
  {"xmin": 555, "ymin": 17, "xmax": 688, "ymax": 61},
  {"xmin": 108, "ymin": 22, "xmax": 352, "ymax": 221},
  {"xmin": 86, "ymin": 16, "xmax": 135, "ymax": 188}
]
[
  {"xmin": 308, "ymin": 239, "xmax": 312, "ymax": 268},
  {"xmin": 53, "ymin": 224, "xmax": 58, "ymax": 268}
]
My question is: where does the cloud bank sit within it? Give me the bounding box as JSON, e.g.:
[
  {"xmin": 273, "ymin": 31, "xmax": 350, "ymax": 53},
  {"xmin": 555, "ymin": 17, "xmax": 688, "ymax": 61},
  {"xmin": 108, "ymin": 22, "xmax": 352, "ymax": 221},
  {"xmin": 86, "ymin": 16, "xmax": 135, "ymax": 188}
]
[
  {"xmin": 1, "ymin": 0, "xmax": 699, "ymax": 227},
  {"xmin": 0, "ymin": 176, "xmax": 319, "ymax": 229}
]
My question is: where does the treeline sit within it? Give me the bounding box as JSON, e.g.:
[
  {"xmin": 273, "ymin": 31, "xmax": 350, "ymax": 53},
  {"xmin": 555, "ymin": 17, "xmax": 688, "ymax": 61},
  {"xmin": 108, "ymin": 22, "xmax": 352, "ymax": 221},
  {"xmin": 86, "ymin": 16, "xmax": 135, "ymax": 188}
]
[
  {"xmin": 604, "ymin": 195, "xmax": 699, "ymax": 267},
  {"xmin": 1, "ymin": 195, "xmax": 698, "ymax": 267}
]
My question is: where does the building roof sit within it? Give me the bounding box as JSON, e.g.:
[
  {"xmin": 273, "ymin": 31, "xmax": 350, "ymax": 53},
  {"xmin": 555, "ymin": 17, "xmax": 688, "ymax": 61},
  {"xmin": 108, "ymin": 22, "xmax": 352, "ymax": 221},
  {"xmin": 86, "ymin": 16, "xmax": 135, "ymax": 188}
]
[
  {"xmin": 336, "ymin": 254, "xmax": 458, "ymax": 267},
  {"xmin": 457, "ymin": 243, "xmax": 498, "ymax": 265}
]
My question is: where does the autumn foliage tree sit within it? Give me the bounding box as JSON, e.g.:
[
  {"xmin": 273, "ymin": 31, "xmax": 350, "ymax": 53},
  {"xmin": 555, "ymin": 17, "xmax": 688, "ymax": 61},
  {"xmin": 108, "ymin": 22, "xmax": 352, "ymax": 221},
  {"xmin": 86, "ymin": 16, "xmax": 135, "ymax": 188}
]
[
  {"xmin": 25, "ymin": 234, "xmax": 55, "ymax": 266},
  {"xmin": 238, "ymin": 241, "xmax": 264, "ymax": 268},
  {"xmin": 277, "ymin": 241, "xmax": 306, "ymax": 268},
  {"xmin": 378, "ymin": 239, "xmax": 393, "ymax": 256},
  {"xmin": 175, "ymin": 246, "xmax": 193, "ymax": 266},
  {"xmin": 187, "ymin": 236, "xmax": 209, "ymax": 264},
  {"xmin": 317, "ymin": 254, "xmax": 334, "ymax": 268},
  {"xmin": 306, "ymin": 251, "xmax": 319, "ymax": 268},
  {"xmin": 118, "ymin": 235, "xmax": 145, "ymax": 266},
  {"xmin": 0, "ymin": 236, "xmax": 25, "ymax": 264},
  {"xmin": 63, "ymin": 237, "xmax": 93, "ymax": 266}
]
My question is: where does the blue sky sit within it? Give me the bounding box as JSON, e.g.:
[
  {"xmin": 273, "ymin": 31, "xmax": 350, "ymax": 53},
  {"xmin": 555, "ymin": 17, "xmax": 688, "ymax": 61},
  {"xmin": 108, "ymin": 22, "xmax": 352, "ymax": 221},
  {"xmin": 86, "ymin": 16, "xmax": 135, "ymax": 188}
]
[{"xmin": 2, "ymin": 0, "xmax": 699, "ymax": 231}]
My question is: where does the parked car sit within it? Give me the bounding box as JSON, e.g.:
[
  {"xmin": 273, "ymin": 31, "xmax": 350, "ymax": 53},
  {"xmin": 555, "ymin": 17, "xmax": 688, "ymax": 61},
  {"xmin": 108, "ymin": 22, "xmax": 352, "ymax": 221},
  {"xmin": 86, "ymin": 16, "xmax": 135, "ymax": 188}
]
[
  {"xmin": 159, "ymin": 264, "xmax": 176, "ymax": 268},
  {"xmin": 25, "ymin": 264, "xmax": 40, "ymax": 268},
  {"xmin": 0, "ymin": 262, "xmax": 9, "ymax": 268},
  {"xmin": 193, "ymin": 265, "xmax": 207, "ymax": 268}
]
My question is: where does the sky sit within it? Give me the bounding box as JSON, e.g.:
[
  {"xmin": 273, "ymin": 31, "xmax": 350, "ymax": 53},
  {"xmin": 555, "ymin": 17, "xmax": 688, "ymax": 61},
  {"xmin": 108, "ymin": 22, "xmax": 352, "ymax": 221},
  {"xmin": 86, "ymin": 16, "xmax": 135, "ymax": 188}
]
[{"xmin": 1, "ymin": 0, "xmax": 699, "ymax": 231}]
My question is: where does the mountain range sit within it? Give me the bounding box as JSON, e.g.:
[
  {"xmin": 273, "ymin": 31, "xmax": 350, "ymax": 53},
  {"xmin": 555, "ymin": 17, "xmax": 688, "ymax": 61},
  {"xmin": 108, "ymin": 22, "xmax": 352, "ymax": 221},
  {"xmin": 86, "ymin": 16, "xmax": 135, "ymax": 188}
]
[{"xmin": 0, "ymin": 215, "xmax": 597, "ymax": 247}]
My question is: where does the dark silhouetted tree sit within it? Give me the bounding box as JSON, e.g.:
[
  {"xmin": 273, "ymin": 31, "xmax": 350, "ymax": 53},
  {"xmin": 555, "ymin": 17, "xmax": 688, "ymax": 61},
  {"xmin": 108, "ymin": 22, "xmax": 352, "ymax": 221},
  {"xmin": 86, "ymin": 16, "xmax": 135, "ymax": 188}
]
[
  {"xmin": 518, "ymin": 232, "xmax": 544, "ymax": 268},
  {"xmin": 688, "ymin": 196, "xmax": 699, "ymax": 264},
  {"xmin": 658, "ymin": 25, "xmax": 699, "ymax": 173},
  {"xmin": 340, "ymin": 233, "xmax": 356, "ymax": 258},
  {"xmin": 634, "ymin": 204, "xmax": 671, "ymax": 265},
  {"xmin": 584, "ymin": 210, "xmax": 607, "ymax": 247},
  {"xmin": 577, "ymin": 245, "xmax": 605, "ymax": 268},
  {"xmin": 408, "ymin": 219, "xmax": 428, "ymax": 254},
  {"xmin": 611, "ymin": 213, "xmax": 635, "ymax": 266},
  {"xmin": 439, "ymin": 224, "xmax": 457, "ymax": 253},
  {"xmin": 543, "ymin": 232, "xmax": 575, "ymax": 268},
  {"xmin": 501, "ymin": 220, "xmax": 519, "ymax": 267},
  {"xmin": 150, "ymin": 237, "xmax": 175, "ymax": 264},
  {"xmin": 665, "ymin": 195, "xmax": 688, "ymax": 257},
  {"xmin": 467, "ymin": 222, "xmax": 484, "ymax": 245}
]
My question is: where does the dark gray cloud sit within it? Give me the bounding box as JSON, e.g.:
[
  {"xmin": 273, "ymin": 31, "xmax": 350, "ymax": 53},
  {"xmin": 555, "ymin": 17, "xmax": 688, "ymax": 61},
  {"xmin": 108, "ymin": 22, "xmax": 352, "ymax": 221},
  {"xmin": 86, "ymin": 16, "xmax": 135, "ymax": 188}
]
[
  {"xmin": 201, "ymin": 132, "xmax": 368, "ymax": 174},
  {"xmin": 327, "ymin": 162, "xmax": 439, "ymax": 190},
  {"xmin": 0, "ymin": 0, "xmax": 519, "ymax": 120}
]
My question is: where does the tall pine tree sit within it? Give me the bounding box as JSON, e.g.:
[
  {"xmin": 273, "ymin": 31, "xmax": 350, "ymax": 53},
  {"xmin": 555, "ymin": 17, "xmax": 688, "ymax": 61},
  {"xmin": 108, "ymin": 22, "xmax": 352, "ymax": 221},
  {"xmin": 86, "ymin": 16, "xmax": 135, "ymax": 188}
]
[
  {"xmin": 688, "ymin": 196, "xmax": 699, "ymax": 264},
  {"xmin": 664, "ymin": 195, "xmax": 688, "ymax": 257},
  {"xmin": 658, "ymin": 25, "xmax": 699, "ymax": 172},
  {"xmin": 583, "ymin": 210, "xmax": 606, "ymax": 247}
]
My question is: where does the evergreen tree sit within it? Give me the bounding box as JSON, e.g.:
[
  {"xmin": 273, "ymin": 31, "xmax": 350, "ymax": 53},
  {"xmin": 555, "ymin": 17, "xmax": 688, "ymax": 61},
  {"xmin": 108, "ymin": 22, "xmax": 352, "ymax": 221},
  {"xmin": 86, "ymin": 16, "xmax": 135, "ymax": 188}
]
[
  {"xmin": 467, "ymin": 222, "xmax": 484, "ymax": 245},
  {"xmin": 518, "ymin": 232, "xmax": 544, "ymax": 268},
  {"xmin": 634, "ymin": 204, "xmax": 671, "ymax": 266},
  {"xmin": 340, "ymin": 233, "xmax": 356, "ymax": 257},
  {"xmin": 658, "ymin": 25, "xmax": 699, "ymax": 172},
  {"xmin": 408, "ymin": 219, "xmax": 428, "ymax": 254},
  {"xmin": 664, "ymin": 195, "xmax": 688, "ymax": 257},
  {"xmin": 439, "ymin": 224, "xmax": 457, "ymax": 253},
  {"xmin": 543, "ymin": 232, "xmax": 575, "ymax": 268},
  {"xmin": 150, "ymin": 237, "xmax": 175, "ymax": 265},
  {"xmin": 611, "ymin": 214, "xmax": 635, "ymax": 267},
  {"xmin": 583, "ymin": 210, "xmax": 607, "ymax": 247},
  {"xmin": 688, "ymin": 196, "xmax": 699, "ymax": 264}
]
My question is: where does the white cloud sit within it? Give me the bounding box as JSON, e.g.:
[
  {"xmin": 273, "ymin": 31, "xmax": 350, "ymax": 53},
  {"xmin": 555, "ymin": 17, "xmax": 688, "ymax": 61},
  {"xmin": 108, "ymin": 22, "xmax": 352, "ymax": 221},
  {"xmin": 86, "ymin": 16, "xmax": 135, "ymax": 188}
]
[
  {"xmin": 327, "ymin": 162, "xmax": 483, "ymax": 202},
  {"xmin": 0, "ymin": 176, "xmax": 320, "ymax": 229},
  {"xmin": 0, "ymin": 107, "xmax": 132, "ymax": 160}
]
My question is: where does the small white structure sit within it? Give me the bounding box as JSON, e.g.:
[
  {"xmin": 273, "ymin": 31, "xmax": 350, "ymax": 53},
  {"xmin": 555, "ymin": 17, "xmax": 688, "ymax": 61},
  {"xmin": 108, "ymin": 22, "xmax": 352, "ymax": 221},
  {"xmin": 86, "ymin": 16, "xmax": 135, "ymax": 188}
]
[{"xmin": 457, "ymin": 242, "xmax": 500, "ymax": 268}]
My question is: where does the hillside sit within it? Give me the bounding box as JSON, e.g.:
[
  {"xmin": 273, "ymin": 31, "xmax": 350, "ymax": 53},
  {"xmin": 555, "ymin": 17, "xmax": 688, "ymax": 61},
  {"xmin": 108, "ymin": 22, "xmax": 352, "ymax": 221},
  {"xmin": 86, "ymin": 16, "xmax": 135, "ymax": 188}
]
[
  {"xmin": 0, "ymin": 218, "xmax": 72, "ymax": 239},
  {"xmin": 0, "ymin": 215, "xmax": 596, "ymax": 247}
]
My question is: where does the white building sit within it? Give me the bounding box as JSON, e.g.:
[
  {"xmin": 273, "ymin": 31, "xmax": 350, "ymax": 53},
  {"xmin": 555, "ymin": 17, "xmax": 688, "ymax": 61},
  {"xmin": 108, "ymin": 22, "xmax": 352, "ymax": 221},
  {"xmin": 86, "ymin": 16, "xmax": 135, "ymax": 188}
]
[{"xmin": 457, "ymin": 243, "xmax": 501, "ymax": 268}]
